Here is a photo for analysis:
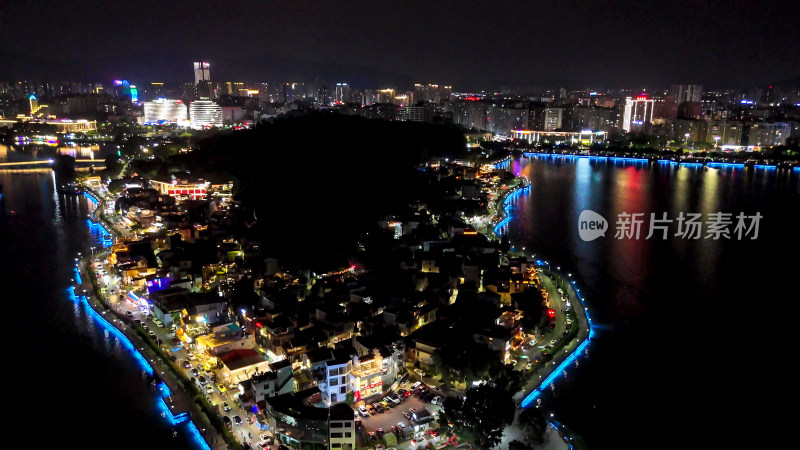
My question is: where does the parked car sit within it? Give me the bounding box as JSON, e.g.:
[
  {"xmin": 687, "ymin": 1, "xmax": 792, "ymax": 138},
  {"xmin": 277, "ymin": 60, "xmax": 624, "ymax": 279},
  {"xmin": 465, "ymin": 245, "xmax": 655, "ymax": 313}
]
[
  {"xmin": 372, "ymin": 403, "xmax": 384, "ymax": 413},
  {"xmin": 191, "ymin": 368, "xmax": 199, "ymax": 377},
  {"xmin": 198, "ymin": 376, "xmax": 207, "ymax": 385},
  {"xmin": 182, "ymin": 360, "xmax": 191, "ymax": 369},
  {"xmin": 431, "ymin": 396, "xmax": 442, "ymax": 405},
  {"xmin": 232, "ymin": 415, "xmax": 242, "ymax": 426},
  {"xmin": 549, "ymin": 339, "xmax": 558, "ymax": 346},
  {"xmin": 411, "ymin": 381, "xmax": 422, "ymax": 390},
  {"xmin": 222, "ymin": 402, "xmax": 232, "ymax": 412},
  {"xmin": 367, "ymin": 405, "xmax": 377, "ymax": 415},
  {"xmin": 358, "ymin": 405, "xmax": 369, "ymax": 417}
]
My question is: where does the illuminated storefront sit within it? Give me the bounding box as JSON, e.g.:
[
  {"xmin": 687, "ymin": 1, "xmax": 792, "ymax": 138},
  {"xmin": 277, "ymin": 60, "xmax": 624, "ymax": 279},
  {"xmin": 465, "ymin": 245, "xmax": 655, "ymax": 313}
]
[
  {"xmin": 349, "ymin": 354, "xmax": 384, "ymax": 401},
  {"xmin": 150, "ymin": 179, "xmax": 209, "ymax": 201}
]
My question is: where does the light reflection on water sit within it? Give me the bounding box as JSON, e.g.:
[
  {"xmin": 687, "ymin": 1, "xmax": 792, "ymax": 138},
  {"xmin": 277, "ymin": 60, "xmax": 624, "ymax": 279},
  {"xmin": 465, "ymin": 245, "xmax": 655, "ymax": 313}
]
[{"xmin": 505, "ymin": 155, "xmax": 800, "ymax": 448}]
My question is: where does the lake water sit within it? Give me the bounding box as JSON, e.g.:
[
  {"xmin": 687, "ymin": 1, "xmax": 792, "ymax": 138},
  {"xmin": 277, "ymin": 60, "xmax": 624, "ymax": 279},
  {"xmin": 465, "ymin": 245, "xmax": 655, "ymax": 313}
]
[{"xmin": 498, "ymin": 155, "xmax": 800, "ymax": 448}]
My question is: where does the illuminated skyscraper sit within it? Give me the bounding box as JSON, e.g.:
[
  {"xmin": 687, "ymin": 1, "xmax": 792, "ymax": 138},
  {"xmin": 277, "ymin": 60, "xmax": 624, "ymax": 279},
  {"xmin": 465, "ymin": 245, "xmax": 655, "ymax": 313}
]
[
  {"xmin": 622, "ymin": 94, "xmax": 655, "ymax": 132},
  {"xmin": 334, "ymin": 83, "xmax": 350, "ymax": 103},
  {"xmin": 193, "ymin": 61, "xmax": 211, "ymax": 99}
]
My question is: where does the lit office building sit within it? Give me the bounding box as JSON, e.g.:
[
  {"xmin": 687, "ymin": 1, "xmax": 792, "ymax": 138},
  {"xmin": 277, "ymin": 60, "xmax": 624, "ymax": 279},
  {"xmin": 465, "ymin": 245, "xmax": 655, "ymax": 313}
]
[
  {"xmin": 143, "ymin": 99, "xmax": 188, "ymax": 124},
  {"xmin": 622, "ymin": 94, "xmax": 656, "ymax": 132},
  {"xmin": 193, "ymin": 61, "xmax": 212, "ymax": 99},
  {"xmin": 189, "ymin": 100, "xmax": 222, "ymax": 128},
  {"xmin": 334, "ymin": 83, "xmax": 350, "ymax": 104}
]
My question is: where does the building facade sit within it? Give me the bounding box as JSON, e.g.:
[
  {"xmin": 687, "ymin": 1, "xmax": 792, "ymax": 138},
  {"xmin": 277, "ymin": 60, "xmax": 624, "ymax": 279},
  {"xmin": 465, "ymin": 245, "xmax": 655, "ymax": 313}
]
[
  {"xmin": 622, "ymin": 94, "xmax": 656, "ymax": 132},
  {"xmin": 143, "ymin": 99, "xmax": 188, "ymax": 124},
  {"xmin": 189, "ymin": 100, "xmax": 222, "ymax": 128}
]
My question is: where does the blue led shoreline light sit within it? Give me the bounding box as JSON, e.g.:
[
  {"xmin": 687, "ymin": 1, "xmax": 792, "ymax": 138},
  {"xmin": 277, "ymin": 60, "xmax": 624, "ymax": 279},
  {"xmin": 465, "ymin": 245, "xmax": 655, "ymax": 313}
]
[
  {"xmin": 520, "ymin": 277, "xmax": 595, "ymax": 408},
  {"xmin": 522, "ymin": 152, "xmax": 793, "ymax": 170},
  {"xmin": 72, "ymin": 251, "xmax": 210, "ymax": 447},
  {"xmin": 481, "ymin": 163, "xmax": 595, "ymax": 409}
]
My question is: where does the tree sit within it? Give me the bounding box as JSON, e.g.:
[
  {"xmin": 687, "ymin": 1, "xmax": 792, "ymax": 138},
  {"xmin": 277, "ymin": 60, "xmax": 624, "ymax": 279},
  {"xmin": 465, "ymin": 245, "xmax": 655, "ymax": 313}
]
[
  {"xmin": 345, "ymin": 391, "xmax": 355, "ymax": 404},
  {"xmin": 518, "ymin": 407, "xmax": 547, "ymax": 445},
  {"xmin": 440, "ymin": 384, "xmax": 516, "ymax": 449}
]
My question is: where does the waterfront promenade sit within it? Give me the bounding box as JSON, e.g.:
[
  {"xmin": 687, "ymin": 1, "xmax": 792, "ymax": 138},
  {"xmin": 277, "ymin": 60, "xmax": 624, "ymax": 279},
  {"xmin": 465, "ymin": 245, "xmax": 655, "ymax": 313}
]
[
  {"xmin": 74, "ymin": 187, "xmax": 226, "ymax": 450},
  {"xmin": 481, "ymin": 159, "xmax": 592, "ymax": 448}
]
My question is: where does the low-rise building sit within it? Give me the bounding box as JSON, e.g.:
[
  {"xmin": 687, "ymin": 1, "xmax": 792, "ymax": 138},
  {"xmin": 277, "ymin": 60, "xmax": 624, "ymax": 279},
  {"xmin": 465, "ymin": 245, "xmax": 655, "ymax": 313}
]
[
  {"xmin": 219, "ymin": 348, "xmax": 271, "ymax": 383},
  {"xmin": 250, "ymin": 359, "xmax": 296, "ymax": 401}
]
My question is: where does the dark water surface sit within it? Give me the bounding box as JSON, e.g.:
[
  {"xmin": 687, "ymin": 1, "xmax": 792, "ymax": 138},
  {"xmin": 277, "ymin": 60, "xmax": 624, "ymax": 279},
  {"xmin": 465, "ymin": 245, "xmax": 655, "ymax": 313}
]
[
  {"xmin": 0, "ymin": 170, "xmax": 196, "ymax": 450},
  {"xmin": 498, "ymin": 155, "xmax": 800, "ymax": 448}
]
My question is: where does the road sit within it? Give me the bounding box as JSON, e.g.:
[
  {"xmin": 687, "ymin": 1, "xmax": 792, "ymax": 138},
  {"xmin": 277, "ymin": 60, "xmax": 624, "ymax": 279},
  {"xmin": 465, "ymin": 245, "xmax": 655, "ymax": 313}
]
[{"xmin": 92, "ymin": 257, "xmax": 274, "ymax": 449}]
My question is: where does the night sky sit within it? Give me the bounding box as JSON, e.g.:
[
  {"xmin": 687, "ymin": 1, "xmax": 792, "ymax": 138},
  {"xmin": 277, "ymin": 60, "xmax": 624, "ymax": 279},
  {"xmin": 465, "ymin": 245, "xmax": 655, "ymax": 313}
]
[{"xmin": 1, "ymin": 0, "xmax": 798, "ymax": 89}]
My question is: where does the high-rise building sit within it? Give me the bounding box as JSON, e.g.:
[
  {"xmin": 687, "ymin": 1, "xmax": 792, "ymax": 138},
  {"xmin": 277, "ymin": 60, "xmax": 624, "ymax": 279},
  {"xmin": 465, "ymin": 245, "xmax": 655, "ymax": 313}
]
[
  {"xmin": 544, "ymin": 108, "xmax": 563, "ymax": 131},
  {"xmin": 413, "ymin": 84, "xmax": 452, "ymax": 104},
  {"xmin": 376, "ymin": 89, "xmax": 395, "ymax": 104},
  {"xmin": 705, "ymin": 120, "xmax": 744, "ymax": 146},
  {"xmin": 334, "ymin": 83, "xmax": 350, "ymax": 104},
  {"xmin": 194, "ymin": 61, "xmax": 211, "ymax": 84},
  {"xmin": 113, "ymin": 79, "xmax": 131, "ymax": 99},
  {"xmin": 143, "ymin": 99, "xmax": 188, "ymax": 124},
  {"xmin": 669, "ymin": 84, "xmax": 703, "ymax": 103},
  {"xmin": 398, "ymin": 105, "xmax": 434, "ymax": 122},
  {"xmin": 622, "ymin": 94, "xmax": 656, "ymax": 132},
  {"xmin": 747, "ymin": 122, "xmax": 790, "ymax": 146},
  {"xmin": 193, "ymin": 61, "xmax": 212, "ymax": 99},
  {"xmin": 189, "ymin": 100, "xmax": 222, "ymax": 128}
]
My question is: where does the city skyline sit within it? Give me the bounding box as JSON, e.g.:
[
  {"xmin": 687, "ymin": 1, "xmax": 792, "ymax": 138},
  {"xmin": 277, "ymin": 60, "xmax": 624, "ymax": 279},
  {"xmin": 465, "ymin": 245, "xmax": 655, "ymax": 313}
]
[{"xmin": 1, "ymin": 1, "xmax": 798, "ymax": 90}]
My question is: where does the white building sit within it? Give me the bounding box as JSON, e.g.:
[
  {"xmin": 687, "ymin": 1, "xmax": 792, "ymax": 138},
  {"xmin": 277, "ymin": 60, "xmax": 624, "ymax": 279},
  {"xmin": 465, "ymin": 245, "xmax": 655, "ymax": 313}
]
[
  {"xmin": 303, "ymin": 348, "xmax": 352, "ymax": 404},
  {"xmin": 622, "ymin": 94, "xmax": 655, "ymax": 132},
  {"xmin": 189, "ymin": 100, "xmax": 222, "ymax": 129},
  {"xmin": 143, "ymin": 99, "xmax": 188, "ymax": 124},
  {"xmin": 250, "ymin": 359, "xmax": 295, "ymax": 401}
]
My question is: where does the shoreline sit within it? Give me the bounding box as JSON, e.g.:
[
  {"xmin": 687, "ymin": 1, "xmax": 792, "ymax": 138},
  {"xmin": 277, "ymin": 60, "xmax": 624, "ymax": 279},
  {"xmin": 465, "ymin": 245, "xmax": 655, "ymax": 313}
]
[
  {"xmin": 74, "ymin": 187, "xmax": 229, "ymax": 450},
  {"xmin": 520, "ymin": 149, "xmax": 800, "ymax": 170},
  {"xmin": 485, "ymin": 158, "xmax": 594, "ymax": 447}
]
